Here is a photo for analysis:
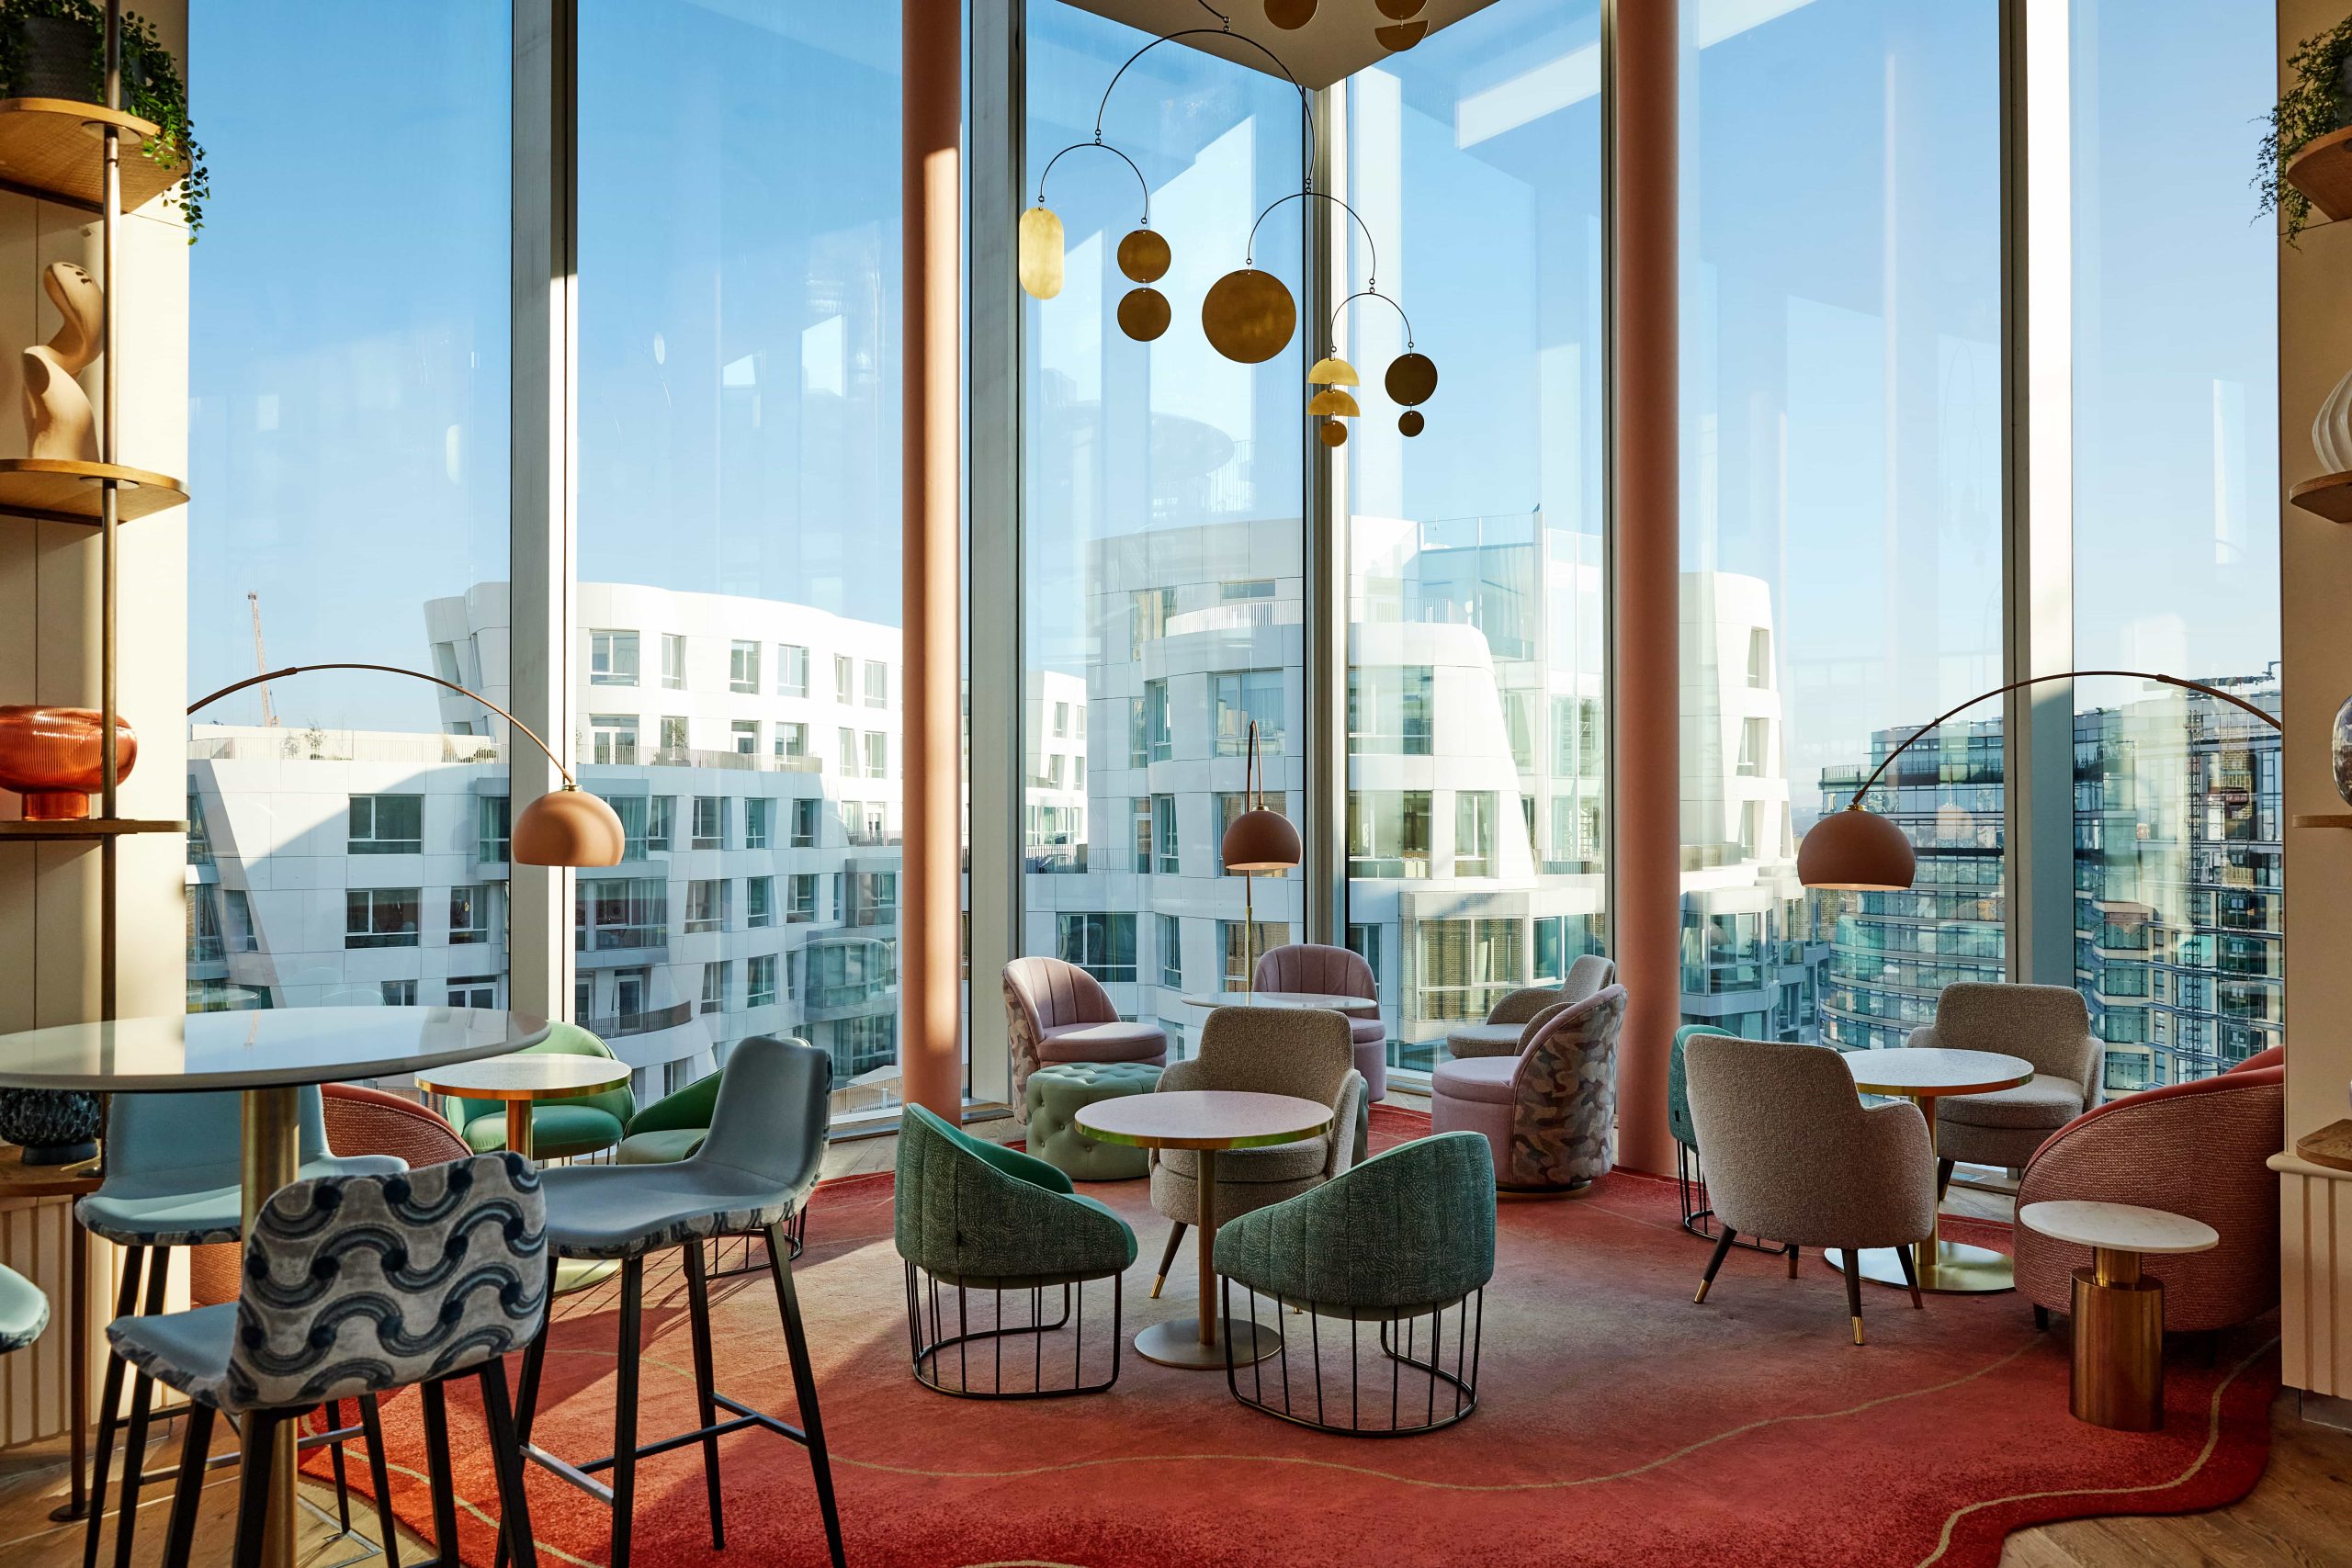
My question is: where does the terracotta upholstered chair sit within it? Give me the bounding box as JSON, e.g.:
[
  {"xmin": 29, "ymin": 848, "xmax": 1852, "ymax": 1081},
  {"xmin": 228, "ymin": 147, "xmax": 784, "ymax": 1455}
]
[
  {"xmin": 1253, "ymin": 942, "xmax": 1387, "ymax": 1100},
  {"xmin": 2014, "ymin": 1046, "xmax": 2283, "ymax": 1336},
  {"xmin": 1915, "ymin": 983, "xmax": 2103, "ymax": 1188},
  {"xmin": 1001, "ymin": 956, "xmax": 1169, "ymax": 1124},
  {"xmin": 1684, "ymin": 1034, "xmax": 1935, "ymax": 1344},
  {"xmin": 1429, "ymin": 984, "xmax": 1626, "ymax": 1193},
  {"xmin": 1443, "ymin": 953, "xmax": 1617, "ymax": 1060}
]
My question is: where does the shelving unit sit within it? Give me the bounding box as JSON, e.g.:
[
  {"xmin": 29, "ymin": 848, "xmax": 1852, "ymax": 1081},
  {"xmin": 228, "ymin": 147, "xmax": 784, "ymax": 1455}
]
[
  {"xmin": 0, "ymin": 457, "xmax": 186, "ymax": 524},
  {"xmin": 0, "ymin": 98, "xmax": 172, "ymax": 211},
  {"xmin": 0, "ymin": 818, "xmax": 181, "ymax": 840},
  {"xmin": 2286, "ymin": 125, "xmax": 2352, "ymax": 225},
  {"xmin": 2289, "ymin": 470, "xmax": 2352, "ymax": 525}
]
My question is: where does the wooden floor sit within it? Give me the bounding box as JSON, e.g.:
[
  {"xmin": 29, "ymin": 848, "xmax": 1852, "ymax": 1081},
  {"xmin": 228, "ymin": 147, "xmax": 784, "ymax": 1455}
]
[{"xmin": 0, "ymin": 1106, "xmax": 2341, "ymax": 1567}]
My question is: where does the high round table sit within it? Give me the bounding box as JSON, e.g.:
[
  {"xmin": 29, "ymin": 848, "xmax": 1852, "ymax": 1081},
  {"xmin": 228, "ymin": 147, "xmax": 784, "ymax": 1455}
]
[
  {"xmin": 0, "ymin": 1006, "xmax": 550, "ymax": 1568},
  {"xmin": 1179, "ymin": 990, "xmax": 1375, "ymax": 1013},
  {"xmin": 1824, "ymin": 1046, "xmax": 2032, "ymax": 1295},
  {"xmin": 1074, "ymin": 1089, "xmax": 1334, "ymax": 1370}
]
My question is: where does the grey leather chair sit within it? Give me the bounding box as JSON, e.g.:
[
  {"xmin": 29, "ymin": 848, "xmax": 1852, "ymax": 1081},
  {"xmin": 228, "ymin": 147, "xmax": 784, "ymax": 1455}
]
[
  {"xmin": 107, "ymin": 1153, "xmax": 546, "ymax": 1568},
  {"xmin": 1915, "ymin": 983, "xmax": 2102, "ymax": 1188},
  {"xmin": 1443, "ymin": 953, "xmax": 1616, "ymax": 1059},
  {"xmin": 1684, "ymin": 1035, "xmax": 1936, "ymax": 1345},
  {"xmin": 512, "ymin": 1035, "xmax": 843, "ymax": 1568}
]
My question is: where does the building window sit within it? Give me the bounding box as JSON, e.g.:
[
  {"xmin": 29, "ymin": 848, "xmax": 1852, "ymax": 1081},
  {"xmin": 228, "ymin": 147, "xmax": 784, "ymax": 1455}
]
[
  {"xmin": 1416, "ymin": 919, "xmax": 1521, "ymax": 1024},
  {"xmin": 1211, "ymin": 669, "xmax": 1283, "ymax": 757},
  {"xmin": 1152, "ymin": 795, "xmax": 1180, "ymax": 874},
  {"xmin": 692, "ymin": 795, "xmax": 727, "ymax": 850},
  {"xmin": 1453, "ymin": 792, "xmax": 1497, "ymax": 878},
  {"xmin": 1144, "ymin": 679, "xmax": 1172, "ymax": 763},
  {"xmin": 847, "ymin": 871, "xmax": 899, "ymax": 927},
  {"xmin": 662, "ymin": 632, "xmax": 686, "ymax": 689},
  {"xmin": 788, "ymin": 874, "xmax": 819, "ymax": 923},
  {"xmin": 775, "ymin": 721, "xmax": 808, "ymax": 761},
  {"xmin": 659, "ymin": 715, "xmax": 689, "ymax": 758},
  {"xmin": 477, "ymin": 795, "xmax": 510, "ymax": 863},
  {"xmin": 1346, "ymin": 922, "xmax": 1382, "ymax": 990},
  {"xmin": 834, "ymin": 654, "xmax": 855, "ymax": 705},
  {"xmin": 590, "ymin": 714, "xmax": 638, "ymax": 765},
  {"xmin": 1348, "ymin": 790, "xmax": 1432, "ymax": 879},
  {"xmin": 746, "ymin": 797, "xmax": 774, "ymax": 849},
  {"xmin": 837, "ymin": 727, "xmax": 858, "ymax": 776},
  {"xmin": 791, "ymin": 796, "xmax": 820, "ymax": 848},
  {"xmin": 1348, "ymin": 666, "xmax": 1433, "ymax": 755},
  {"xmin": 685, "ymin": 879, "xmax": 729, "ymax": 934},
  {"xmin": 1220, "ymin": 920, "xmax": 1292, "ymax": 988},
  {"xmin": 448, "ymin": 976, "xmax": 498, "ymax": 1010},
  {"xmin": 1746, "ymin": 627, "xmax": 1772, "ymax": 689},
  {"xmin": 1737, "ymin": 717, "xmax": 1770, "ymax": 778},
  {"xmin": 747, "ymin": 874, "xmax": 775, "ymax": 927},
  {"xmin": 864, "ymin": 731, "xmax": 888, "ymax": 778},
  {"xmin": 1131, "ymin": 795, "xmax": 1152, "ymax": 872},
  {"xmin": 1221, "ymin": 579, "xmax": 1273, "ymax": 601},
  {"xmin": 747, "ymin": 954, "xmax": 777, "ymax": 1009},
  {"xmin": 1057, "ymin": 912, "xmax": 1136, "ymax": 984},
  {"xmin": 348, "ymin": 795, "xmax": 423, "ymax": 855},
  {"xmin": 647, "ymin": 795, "xmax": 675, "ymax": 852},
  {"xmin": 777, "ymin": 642, "xmax": 809, "ymax": 696},
  {"xmin": 345, "ymin": 888, "xmax": 421, "ymax": 949},
  {"xmin": 1158, "ymin": 913, "xmax": 1183, "ymax": 988},
  {"xmin": 380, "ymin": 979, "xmax": 418, "ymax": 1006},
  {"xmin": 865, "ymin": 660, "xmax": 888, "ymax": 708},
  {"xmin": 702, "ymin": 960, "xmax": 730, "ymax": 1014},
  {"xmin": 731, "ymin": 720, "xmax": 759, "ymax": 756},
  {"xmin": 729, "ymin": 639, "xmax": 760, "ymax": 694},
  {"xmin": 576, "ymin": 879, "xmax": 667, "ymax": 950},
  {"xmin": 223, "ymin": 888, "xmax": 258, "ymax": 953},
  {"xmin": 590, "ymin": 628, "xmax": 639, "ymax": 686},
  {"xmin": 1052, "ymin": 700, "xmax": 1071, "ymax": 739},
  {"xmin": 602, "ymin": 794, "xmax": 649, "ymax": 860},
  {"xmin": 448, "ymin": 885, "xmax": 492, "ymax": 945}
]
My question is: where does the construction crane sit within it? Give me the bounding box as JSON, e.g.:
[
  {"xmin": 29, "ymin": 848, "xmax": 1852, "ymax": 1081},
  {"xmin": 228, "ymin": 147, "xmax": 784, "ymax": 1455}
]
[{"xmin": 246, "ymin": 591, "xmax": 278, "ymax": 727}]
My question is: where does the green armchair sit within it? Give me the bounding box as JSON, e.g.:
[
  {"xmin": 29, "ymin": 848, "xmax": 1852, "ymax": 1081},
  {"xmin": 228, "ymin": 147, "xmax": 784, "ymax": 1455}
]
[
  {"xmin": 448, "ymin": 1021, "xmax": 635, "ymax": 1161},
  {"xmin": 1215, "ymin": 1131, "xmax": 1496, "ymax": 1434},
  {"xmin": 895, "ymin": 1105, "xmax": 1137, "ymax": 1397}
]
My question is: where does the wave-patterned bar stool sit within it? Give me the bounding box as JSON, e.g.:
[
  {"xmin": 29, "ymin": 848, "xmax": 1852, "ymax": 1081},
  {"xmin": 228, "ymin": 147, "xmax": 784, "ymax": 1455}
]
[
  {"xmin": 1216, "ymin": 1132, "xmax": 1496, "ymax": 1435},
  {"xmin": 107, "ymin": 1152, "xmax": 548, "ymax": 1568},
  {"xmin": 896, "ymin": 1104, "xmax": 1137, "ymax": 1397},
  {"xmin": 78, "ymin": 1087, "xmax": 404, "ymax": 1568},
  {"xmin": 508, "ymin": 1035, "xmax": 843, "ymax": 1568}
]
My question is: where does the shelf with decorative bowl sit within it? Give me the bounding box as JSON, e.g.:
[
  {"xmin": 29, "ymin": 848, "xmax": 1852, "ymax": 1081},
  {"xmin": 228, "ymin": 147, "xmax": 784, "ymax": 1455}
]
[
  {"xmin": 2287, "ymin": 125, "xmax": 2352, "ymax": 225},
  {"xmin": 0, "ymin": 458, "xmax": 187, "ymax": 525},
  {"xmin": 0, "ymin": 98, "xmax": 181, "ymax": 212},
  {"xmin": 0, "ymin": 818, "xmax": 183, "ymax": 841},
  {"xmin": 2290, "ymin": 470, "xmax": 2352, "ymax": 525}
]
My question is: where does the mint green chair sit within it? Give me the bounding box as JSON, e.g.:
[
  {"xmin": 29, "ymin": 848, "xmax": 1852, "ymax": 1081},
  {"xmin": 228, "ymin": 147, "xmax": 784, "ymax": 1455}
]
[
  {"xmin": 449, "ymin": 1021, "xmax": 634, "ymax": 1161},
  {"xmin": 895, "ymin": 1105, "xmax": 1136, "ymax": 1398}
]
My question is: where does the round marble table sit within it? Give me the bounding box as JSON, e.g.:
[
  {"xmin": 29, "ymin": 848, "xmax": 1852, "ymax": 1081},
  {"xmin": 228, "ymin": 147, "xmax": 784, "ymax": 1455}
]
[
  {"xmin": 1074, "ymin": 1089, "xmax": 1334, "ymax": 1370},
  {"xmin": 2018, "ymin": 1201, "xmax": 2219, "ymax": 1431},
  {"xmin": 1825, "ymin": 1046, "xmax": 2033, "ymax": 1296},
  {"xmin": 1179, "ymin": 990, "xmax": 1375, "ymax": 1013},
  {"xmin": 0, "ymin": 1006, "xmax": 550, "ymax": 1568},
  {"xmin": 415, "ymin": 1053, "xmax": 628, "ymax": 1161}
]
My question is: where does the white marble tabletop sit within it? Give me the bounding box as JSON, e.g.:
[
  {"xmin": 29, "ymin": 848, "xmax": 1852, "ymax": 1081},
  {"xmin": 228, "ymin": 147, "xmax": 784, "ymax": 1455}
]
[
  {"xmin": 2018, "ymin": 1201, "xmax": 2220, "ymax": 1256},
  {"xmin": 1179, "ymin": 990, "xmax": 1376, "ymax": 1012},
  {"xmin": 0, "ymin": 1007, "xmax": 551, "ymax": 1092},
  {"xmin": 1840, "ymin": 1046, "xmax": 2034, "ymax": 1098}
]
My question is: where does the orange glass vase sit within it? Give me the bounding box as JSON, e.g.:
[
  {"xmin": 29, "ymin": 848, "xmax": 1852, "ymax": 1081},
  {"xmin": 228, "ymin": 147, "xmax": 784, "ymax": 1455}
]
[{"xmin": 0, "ymin": 706, "xmax": 137, "ymax": 819}]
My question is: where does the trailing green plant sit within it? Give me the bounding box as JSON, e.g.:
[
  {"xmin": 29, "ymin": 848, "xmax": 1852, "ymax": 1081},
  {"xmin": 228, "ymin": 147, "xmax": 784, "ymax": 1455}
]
[
  {"xmin": 0, "ymin": 0, "xmax": 205, "ymax": 240},
  {"xmin": 2258, "ymin": 13, "xmax": 2352, "ymax": 246}
]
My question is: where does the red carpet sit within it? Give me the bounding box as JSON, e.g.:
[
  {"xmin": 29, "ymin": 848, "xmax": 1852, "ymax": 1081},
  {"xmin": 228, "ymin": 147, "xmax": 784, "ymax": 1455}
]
[{"xmin": 319, "ymin": 1106, "xmax": 2278, "ymax": 1568}]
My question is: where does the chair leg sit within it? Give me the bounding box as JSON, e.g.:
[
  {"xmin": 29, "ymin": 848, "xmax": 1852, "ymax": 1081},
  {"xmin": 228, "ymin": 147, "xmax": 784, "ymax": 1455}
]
[
  {"xmin": 682, "ymin": 1240, "xmax": 726, "ymax": 1549},
  {"xmin": 156, "ymin": 1401, "xmax": 213, "ymax": 1568},
  {"xmin": 2033, "ymin": 1303, "xmax": 2051, "ymax": 1332},
  {"xmin": 768, "ymin": 1222, "xmax": 845, "ymax": 1568},
  {"xmin": 231, "ymin": 1412, "xmax": 280, "ymax": 1568},
  {"xmin": 609, "ymin": 1255, "xmax": 645, "ymax": 1568},
  {"xmin": 358, "ymin": 1393, "xmax": 401, "ymax": 1568},
  {"xmin": 478, "ymin": 1362, "xmax": 539, "ymax": 1568},
  {"xmin": 419, "ymin": 1379, "xmax": 460, "ymax": 1565},
  {"xmin": 1936, "ymin": 1158, "xmax": 1955, "ymax": 1202},
  {"xmin": 494, "ymin": 1329, "xmax": 549, "ymax": 1568},
  {"xmin": 1151, "ymin": 1223, "xmax": 1186, "ymax": 1300},
  {"xmin": 83, "ymin": 1244, "xmax": 144, "ymax": 1568},
  {"xmin": 326, "ymin": 1397, "xmax": 353, "ymax": 1535},
  {"xmin": 1694, "ymin": 1227, "xmax": 1737, "ymax": 1304},
  {"xmin": 1841, "ymin": 1247, "xmax": 1867, "ymax": 1346},
  {"xmin": 109, "ymin": 1369, "xmax": 158, "ymax": 1568},
  {"xmin": 1894, "ymin": 1244, "xmax": 1924, "ymax": 1310},
  {"xmin": 1785, "ymin": 1244, "xmax": 1799, "ymax": 1280}
]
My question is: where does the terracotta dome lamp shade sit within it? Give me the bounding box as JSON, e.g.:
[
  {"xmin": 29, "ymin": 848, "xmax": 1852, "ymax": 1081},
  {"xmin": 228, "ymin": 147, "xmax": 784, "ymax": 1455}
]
[
  {"xmin": 187, "ymin": 661, "xmax": 625, "ymax": 868},
  {"xmin": 1798, "ymin": 669, "xmax": 2281, "ymax": 893},
  {"xmin": 1223, "ymin": 806, "xmax": 1302, "ymax": 873}
]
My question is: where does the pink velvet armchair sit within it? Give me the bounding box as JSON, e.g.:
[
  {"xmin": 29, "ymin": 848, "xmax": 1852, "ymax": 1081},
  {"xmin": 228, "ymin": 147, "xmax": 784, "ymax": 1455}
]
[
  {"xmin": 1001, "ymin": 956, "xmax": 1169, "ymax": 1123},
  {"xmin": 1253, "ymin": 942, "xmax": 1388, "ymax": 1100},
  {"xmin": 2013, "ymin": 1046, "xmax": 2283, "ymax": 1336}
]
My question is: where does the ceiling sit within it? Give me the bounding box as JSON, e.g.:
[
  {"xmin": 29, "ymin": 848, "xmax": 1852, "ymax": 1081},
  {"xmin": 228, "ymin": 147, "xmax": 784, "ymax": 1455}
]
[{"xmin": 1054, "ymin": 0, "xmax": 1507, "ymax": 91}]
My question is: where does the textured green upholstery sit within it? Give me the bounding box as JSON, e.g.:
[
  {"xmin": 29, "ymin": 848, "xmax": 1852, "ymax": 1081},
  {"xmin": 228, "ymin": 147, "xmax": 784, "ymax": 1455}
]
[
  {"xmin": 616, "ymin": 1128, "xmax": 706, "ymax": 1166},
  {"xmin": 1215, "ymin": 1133, "xmax": 1495, "ymax": 1319},
  {"xmin": 1023, "ymin": 1062, "xmax": 1159, "ymax": 1180},
  {"xmin": 452, "ymin": 1021, "xmax": 635, "ymax": 1160},
  {"xmin": 613, "ymin": 1068, "xmax": 725, "ymax": 1164},
  {"xmin": 894, "ymin": 1106, "xmax": 1136, "ymax": 1289},
  {"xmin": 1667, "ymin": 1024, "xmax": 1735, "ymax": 1152}
]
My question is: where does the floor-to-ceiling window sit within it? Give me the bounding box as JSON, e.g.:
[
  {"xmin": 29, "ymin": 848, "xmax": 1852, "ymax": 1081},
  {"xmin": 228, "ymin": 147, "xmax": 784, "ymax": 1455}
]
[
  {"xmin": 2068, "ymin": 0, "xmax": 2281, "ymax": 1091},
  {"xmin": 1022, "ymin": 5, "xmax": 1306, "ymax": 1063},
  {"xmin": 1680, "ymin": 0, "xmax": 2006, "ymax": 1049},
  {"xmin": 1340, "ymin": 0, "xmax": 1607, "ymax": 1077},
  {"xmin": 186, "ymin": 3, "xmax": 511, "ymax": 1020},
  {"xmin": 578, "ymin": 1, "xmax": 903, "ymax": 1111}
]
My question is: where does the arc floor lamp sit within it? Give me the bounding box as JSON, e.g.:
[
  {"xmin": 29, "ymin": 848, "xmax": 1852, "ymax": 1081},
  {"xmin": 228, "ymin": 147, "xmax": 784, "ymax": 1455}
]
[
  {"xmin": 187, "ymin": 662, "xmax": 625, "ymax": 867},
  {"xmin": 1798, "ymin": 669, "xmax": 2281, "ymax": 891}
]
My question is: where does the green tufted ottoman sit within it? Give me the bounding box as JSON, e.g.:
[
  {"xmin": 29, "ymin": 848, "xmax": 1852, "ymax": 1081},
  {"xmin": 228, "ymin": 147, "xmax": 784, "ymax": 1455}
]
[{"xmin": 1024, "ymin": 1062, "xmax": 1161, "ymax": 1180}]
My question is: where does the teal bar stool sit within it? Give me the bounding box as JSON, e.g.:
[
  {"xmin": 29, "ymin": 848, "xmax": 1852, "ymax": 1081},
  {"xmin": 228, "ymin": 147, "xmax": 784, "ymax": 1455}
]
[
  {"xmin": 616, "ymin": 1066, "xmax": 805, "ymax": 1272},
  {"xmin": 0, "ymin": 1261, "xmax": 49, "ymax": 1354}
]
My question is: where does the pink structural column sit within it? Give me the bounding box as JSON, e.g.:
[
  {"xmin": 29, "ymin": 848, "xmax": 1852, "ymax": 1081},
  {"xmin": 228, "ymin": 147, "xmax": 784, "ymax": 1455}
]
[
  {"xmin": 902, "ymin": 0, "xmax": 963, "ymax": 1122},
  {"xmin": 1609, "ymin": 0, "xmax": 1679, "ymax": 1177}
]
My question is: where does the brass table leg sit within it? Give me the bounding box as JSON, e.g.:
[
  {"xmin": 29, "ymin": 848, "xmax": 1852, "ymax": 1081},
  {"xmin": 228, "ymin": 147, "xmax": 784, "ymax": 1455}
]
[
  {"xmin": 1833, "ymin": 1092, "xmax": 2014, "ymax": 1293},
  {"xmin": 243, "ymin": 1086, "xmax": 300, "ymax": 1568},
  {"xmin": 2071, "ymin": 1247, "xmax": 2164, "ymax": 1431},
  {"xmin": 507, "ymin": 1099, "xmax": 532, "ymax": 1160}
]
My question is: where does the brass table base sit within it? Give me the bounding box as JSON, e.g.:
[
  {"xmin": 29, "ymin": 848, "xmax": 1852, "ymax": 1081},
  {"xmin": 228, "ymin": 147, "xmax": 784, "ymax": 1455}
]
[
  {"xmin": 1134, "ymin": 1315, "xmax": 1280, "ymax": 1370},
  {"xmin": 2071, "ymin": 1255, "xmax": 2165, "ymax": 1431},
  {"xmin": 1827, "ymin": 1238, "xmax": 2015, "ymax": 1294}
]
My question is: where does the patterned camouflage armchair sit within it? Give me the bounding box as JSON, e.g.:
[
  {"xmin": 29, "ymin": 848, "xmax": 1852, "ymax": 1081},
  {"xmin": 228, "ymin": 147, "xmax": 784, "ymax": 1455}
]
[{"xmin": 1430, "ymin": 985, "xmax": 1627, "ymax": 1192}]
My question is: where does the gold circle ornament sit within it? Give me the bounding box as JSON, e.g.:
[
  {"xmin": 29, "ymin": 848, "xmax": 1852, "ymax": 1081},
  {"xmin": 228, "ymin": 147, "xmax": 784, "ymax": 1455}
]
[
  {"xmin": 1375, "ymin": 0, "xmax": 1427, "ymax": 16},
  {"xmin": 1202, "ymin": 268, "xmax": 1297, "ymax": 364},
  {"xmin": 1266, "ymin": 0, "xmax": 1317, "ymax": 29},
  {"xmin": 1018, "ymin": 206, "xmax": 1065, "ymax": 300},
  {"xmin": 1318, "ymin": 421, "xmax": 1349, "ymax": 447},
  {"xmin": 1385, "ymin": 351, "xmax": 1438, "ymax": 406},
  {"xmin": 1117, "ymin": 287, "xmax": 1171, "ymax": 342},
  {"xmin": 1375, "ymin": 19, "xmax": 1430, "ymax": 50},
  {"xmin": 1118, "ymin": 227, "xmax": 1170, "ymax": 284},
  {"xmin": 1398, "ymin": 409, "xmax": 1425, "ymax": 437},
  {"xmin": 1306, "ymin": 355, "xmax": 1360, "ymax": 387},
  {"xmin": 1307, "ymin": 387, "xmax": 1362, "ymax": 419}
]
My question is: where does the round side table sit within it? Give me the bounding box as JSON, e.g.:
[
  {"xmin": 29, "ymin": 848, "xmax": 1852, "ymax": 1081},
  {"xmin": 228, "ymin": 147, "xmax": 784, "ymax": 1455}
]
[
  {"xmin": 2018, "ymin": 1200, "xmax": 2219, "ymax": 1431},
  {"xmin": 414, "ymin": 1053, "xmax": 630, "ymax": 1161}
]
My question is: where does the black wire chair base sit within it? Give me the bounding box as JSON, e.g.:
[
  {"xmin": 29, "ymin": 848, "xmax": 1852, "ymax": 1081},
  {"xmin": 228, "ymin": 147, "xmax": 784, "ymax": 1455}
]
[
  {"xmin": 1220, "ymin": 1280, "xmax": 1482, "ymax": 1437},
  {"xmin": 1678, "ymin": 1145, "xmax": 1789, "ymax": 1254},
  {"xmin": 702, "ymin": 1204, "xmax": 807, "ymax": 1280},
  {"xmin": 904, "ymin": 1265, "xmax": 1124, "ymax": 1398}
]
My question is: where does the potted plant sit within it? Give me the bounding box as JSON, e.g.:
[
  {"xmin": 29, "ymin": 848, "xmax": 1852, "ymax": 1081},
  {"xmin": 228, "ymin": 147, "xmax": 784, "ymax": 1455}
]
[
  {"xmin": 2258, "ymin": 12, "xmax": 2352, "ymax": 245},
  {"xmin": 0, "ymin": 0, "xmax": 206, "ymax": 239}
]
